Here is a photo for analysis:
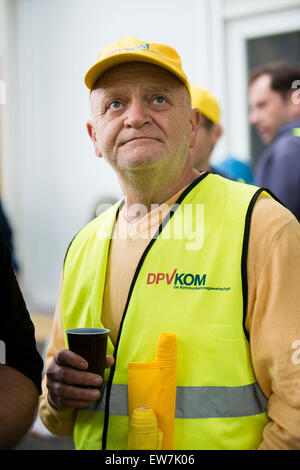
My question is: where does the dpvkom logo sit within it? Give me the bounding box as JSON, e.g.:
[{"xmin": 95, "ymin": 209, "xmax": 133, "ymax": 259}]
[{"xmin": 147, "ymin": 268, "xmax": 207, "ymax": 289}]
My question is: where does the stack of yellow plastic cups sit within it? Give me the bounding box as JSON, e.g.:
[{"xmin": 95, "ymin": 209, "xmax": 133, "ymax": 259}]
[
  {"xmin": 127, "ymin": 333, "xmax": 177, "ymax": 450},
  {"xmin": 128, "ymin": 407, "xmax": 163, "ymax": 450}
]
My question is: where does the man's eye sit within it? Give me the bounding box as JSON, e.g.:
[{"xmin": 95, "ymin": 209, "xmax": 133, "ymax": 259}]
[
  {"xmin": 154, "ymin": 96, "xmax": 166, "ymax": 104},
  {"xmin": 108, "ymin": 101, "xmax": 122, "ymax": 110}
]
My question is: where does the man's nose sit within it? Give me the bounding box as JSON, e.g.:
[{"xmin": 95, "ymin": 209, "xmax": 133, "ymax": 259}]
[
  {"xmin": 249, "ymin": 108, "xmax": 258, "ymax": 125},
  {"xmin": 124, "ymin": 98, "xmax": 151, "ymax": 128}
]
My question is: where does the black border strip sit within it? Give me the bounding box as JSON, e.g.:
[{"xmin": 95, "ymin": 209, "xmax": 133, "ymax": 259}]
[
  {"xmin": 241, "ymin": 187, "xmax": 284, "ymax": 341},
  {"xmin": 101, "ymin": 172, "xmax": 209, "ymax": 449}
]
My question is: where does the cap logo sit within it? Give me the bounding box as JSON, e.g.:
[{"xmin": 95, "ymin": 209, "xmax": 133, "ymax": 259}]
[{"xmin": 103, "ymin": 43, "xmax": 150, "ymax": 59}]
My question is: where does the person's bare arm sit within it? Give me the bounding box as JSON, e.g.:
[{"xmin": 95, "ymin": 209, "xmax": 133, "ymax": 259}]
[{"xmin": 0, "ymin": 365, "xmax": 39, "ymax": 449}]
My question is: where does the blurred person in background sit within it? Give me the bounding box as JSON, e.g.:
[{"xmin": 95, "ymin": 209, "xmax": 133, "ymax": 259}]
[
  {"xmin": 215, "ymin": 156, "xmax": 254, "ymax": 184},
  {"xmin": 0, "ymin": 230, "xmax": 43, "ymax": 449},
  {"xmin": 0, "ymin": 201, "xmax": 19, "ymax": 272},
  {"xmin": 249, "ymin": 60, "xmax": 300, "ymax": 221},
  {"xmin": 189, "ymin": 86, "xmax": 226, "ymax": 175},
  {"xmin": 190, "ymin": 86, "xmax": 253, "ymax": 182}
]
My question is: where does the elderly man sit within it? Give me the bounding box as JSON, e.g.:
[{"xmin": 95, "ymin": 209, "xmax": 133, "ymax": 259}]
[{"xmin": 39, "ymin": 36, "xmax": 300, "ymax": 450}]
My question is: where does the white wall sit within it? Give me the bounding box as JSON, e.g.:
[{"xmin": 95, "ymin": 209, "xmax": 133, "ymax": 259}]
[{"xmin": 2, "ymin": 0, "xmax": 217, "ymax": 313}]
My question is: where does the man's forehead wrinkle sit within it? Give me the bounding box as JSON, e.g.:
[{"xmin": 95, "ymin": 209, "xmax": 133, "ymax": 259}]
[
  {"xmin": 96, "ymin": 84, "xmax": 176, "ymax": 99},
  {"xmin": 92, "ymin": 62, "xmax": 184, "ymax": 92}
]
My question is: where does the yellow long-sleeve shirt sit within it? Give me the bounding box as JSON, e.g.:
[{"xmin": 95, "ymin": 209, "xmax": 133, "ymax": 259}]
[{"xmin": 39, "ymin": 189, "xmax": 300, "ymax": 449}]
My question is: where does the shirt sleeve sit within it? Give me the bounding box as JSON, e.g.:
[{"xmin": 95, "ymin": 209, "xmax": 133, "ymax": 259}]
[
  {"xmin": 0, "ymin": 230, "xmax": 43, "ymax": 393},
  {"xmin": 247, "ymin": 196, "xmax": 300, "ymax": 449},
  {"xmin": 38, "ymin": 272, "xmax": 77, "ymax": 436}
]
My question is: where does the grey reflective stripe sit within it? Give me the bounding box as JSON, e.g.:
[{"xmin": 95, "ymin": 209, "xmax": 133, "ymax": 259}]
[
  {"xmin": 85, "ymin": 382, "xmax": 267, "ymax": 418},
  {"xmin": 86, "ymin": 383, "xmax": 128, "ymax": 414},
  {"xmin": 175, "ymin": 383, "xmax": 267, "ymax": 418}
]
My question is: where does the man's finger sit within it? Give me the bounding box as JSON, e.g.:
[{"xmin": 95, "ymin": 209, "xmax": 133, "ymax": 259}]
[
  {"xmin": 47, "ymin": 365, "xmax": 103, "ymax": 388},
  {"xmin": 105, "ymin": 356, "xmax": 114, "ymax": 369},
  {"xmin": 48, "ymin": 383, "xmax": 101, "ymax": 410},
  {"xmin": 54, "ymin": 349, "xmax": 89, "ymax": 370}
]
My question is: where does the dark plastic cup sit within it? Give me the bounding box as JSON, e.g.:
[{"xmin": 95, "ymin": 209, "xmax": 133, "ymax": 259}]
[{"xmin": 65, "ymin": 328, "xmax": 110, "ymax": 380}]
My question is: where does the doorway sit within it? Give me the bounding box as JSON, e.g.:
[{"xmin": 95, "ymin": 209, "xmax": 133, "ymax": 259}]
[{"xmin": 225, "ymin": 4, "xmax": 300, "ymax": 169}]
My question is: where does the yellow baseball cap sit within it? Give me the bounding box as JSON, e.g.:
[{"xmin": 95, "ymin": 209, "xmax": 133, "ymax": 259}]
[
  {"xmin": 84, "ymin": 35, "xmax": 190, "ymax": 95},
  {"xmin": 190, "ymin": 85, "xmax": 221, "ymax": 124}
]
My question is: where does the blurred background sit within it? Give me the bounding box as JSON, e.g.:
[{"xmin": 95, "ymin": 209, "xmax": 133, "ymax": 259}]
[{"xmin": 0, "ymin": 0, "xmax": 299, "ymax": 448}]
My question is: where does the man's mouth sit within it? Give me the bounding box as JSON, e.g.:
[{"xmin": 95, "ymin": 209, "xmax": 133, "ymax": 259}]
[
  {"xmin": 120, "ymin": 137, "xmax": 160, "ymax": 146},
  {"xmin": 256, "ymin": 127, "xmax": 271, "ymax": 143}
]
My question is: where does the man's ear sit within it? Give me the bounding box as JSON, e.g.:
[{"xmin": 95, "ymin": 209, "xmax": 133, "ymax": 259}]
[
  {"xmin": 286, "ymin": 89, "xmax": 300, "ymax": 121},
  {"xmin": 86, "ymin": 120, "xmax": 102, "ymax": 158},
  {"xmin": 189, "ymin": 108, "xmax": 201, "ymax": 149}
]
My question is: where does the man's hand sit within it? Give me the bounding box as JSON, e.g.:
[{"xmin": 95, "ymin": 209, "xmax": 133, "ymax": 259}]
[{"xmin": 46, "ymin": 349, "xmax": 114, "ymax": 410}]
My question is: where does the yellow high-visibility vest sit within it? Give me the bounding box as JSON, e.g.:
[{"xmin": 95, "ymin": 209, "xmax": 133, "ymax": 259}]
[{"xmin": 61, "ymin": 173, "xmax": 271, "ymax": 450}]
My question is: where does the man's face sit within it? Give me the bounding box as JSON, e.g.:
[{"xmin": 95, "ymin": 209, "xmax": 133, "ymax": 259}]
[
  {"xmin": 249, "ymin": 74, "xmax": 290, "ymax": 144},
  {"xmin": 87, "ymin": 63, "xmax": 198, "ymax": 177}
]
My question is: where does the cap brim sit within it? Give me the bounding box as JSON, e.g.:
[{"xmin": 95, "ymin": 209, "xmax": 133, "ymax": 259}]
[{"xmin": 84, "ymin": 52, "xmax": 190, "ymax": 94}]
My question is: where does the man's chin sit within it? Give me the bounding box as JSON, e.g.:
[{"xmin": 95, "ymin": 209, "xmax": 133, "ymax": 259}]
[
  {"xmin": 120, "ymin": 161, "xmax": 161, "ymax": 172},
  {"xmin": 116, "ymin": 153, "xmax": 165, "ymax": 172},
  {"xmin": 257, "ymin": 130, "xmax": 272, "ymax": 145}
]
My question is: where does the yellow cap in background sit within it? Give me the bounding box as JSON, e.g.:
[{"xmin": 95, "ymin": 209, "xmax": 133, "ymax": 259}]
[
  {"xmin": 190, "ymin": 85, "xmax": 221, "ymax": 124},
  {"xmin": 84, "ymin": 35, "xmax": 190, "ymax": 95}
]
